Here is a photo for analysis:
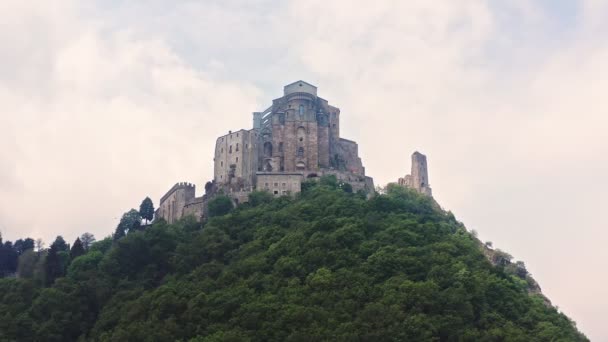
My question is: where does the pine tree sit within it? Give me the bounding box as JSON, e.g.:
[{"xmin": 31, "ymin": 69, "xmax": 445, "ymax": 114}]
[
  {"xmin": 44, "ymin": 243, "xmax": 61, "ymax": 286},
  {"xmin": 51, "ymin": 236, "xmax": 69, "ymax": 252},
  {"xmin": 139, "ymin": 197, "xmax": 155, "ymax": 224},
  {"xmin": 70, "ymin": 238, "xmax": 85, "ymax": 260}
]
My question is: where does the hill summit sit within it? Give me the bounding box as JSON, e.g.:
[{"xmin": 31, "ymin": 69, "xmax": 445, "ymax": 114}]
[{"xmin": 0, "ymin": 179, "xmax": 587, "ymax": 341}]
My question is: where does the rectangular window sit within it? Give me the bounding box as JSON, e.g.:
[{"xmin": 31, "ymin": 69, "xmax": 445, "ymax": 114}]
[
  {"xmin": 274, "ymin": 183, "xmax": 278, "ymax": 187},
  {"xmin": 282, "ymin": 183, "xmax": 286, "ymax": 187},
  {"xmin": 274, "ymin": 190, "xmax": 279, "ymax": 195}
]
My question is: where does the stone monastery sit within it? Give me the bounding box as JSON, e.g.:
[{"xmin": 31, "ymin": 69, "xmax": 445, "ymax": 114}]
[{"xmin": 156, "ymin": 81, "xmax": 431, "ymax": 223}]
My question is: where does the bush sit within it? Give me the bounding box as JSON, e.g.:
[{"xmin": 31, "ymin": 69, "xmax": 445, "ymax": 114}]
[
  {"xmin": 208, "ymin": 195, "xmax": 234, "ymax": 217},
  {"xmin": 247, "ymin": 191, "xmax": 273, "ymax": 207}
]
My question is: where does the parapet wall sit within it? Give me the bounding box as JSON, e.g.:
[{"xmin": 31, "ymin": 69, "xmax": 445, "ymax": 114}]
[
  {"xmin": 158, "ymin": 182, "xmax": 197, "ymax": 224},
  {"xmin": 160, "ymin": 182, "xmax": 196, "ymax": 204}
]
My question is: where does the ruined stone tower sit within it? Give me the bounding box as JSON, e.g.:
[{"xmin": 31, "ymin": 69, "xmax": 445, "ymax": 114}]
[{"xmin": 398, "ymin": 151, "xmax": 432, "ymax": 196}]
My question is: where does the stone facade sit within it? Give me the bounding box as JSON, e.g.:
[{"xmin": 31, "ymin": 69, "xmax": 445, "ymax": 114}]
[
  {"xmin": 219, "ymin": 80, "xmax": 372, "ymax": 193},
  {"xmin": 157, "ymin": 182, "xmax": 199, "ymax": 224},
  {"xmin": 156, "ymin": 81, "xmax": 376, "ymax": 223},
  {"xmin": 398, "ymin": 152, "xmax": 432, "ymax": 196},
  {"xmin": 256, "ymin": 173, "xmax": 304, "ymax": 197},
  {"xmin": 213, "ymin": 129, "xmax": 258, "ymax": 191}
]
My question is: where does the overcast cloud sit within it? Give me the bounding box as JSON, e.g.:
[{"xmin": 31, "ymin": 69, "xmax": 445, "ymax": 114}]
[{"xmin": 1, "ymin": 1, "xmax": 607, "ymax": 339}]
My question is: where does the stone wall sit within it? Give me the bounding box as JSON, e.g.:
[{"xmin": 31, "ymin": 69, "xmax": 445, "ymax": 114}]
[
  {"xmin": 183, "ymin": 197, "xmax": 204, "ymax": 221},
  {"xmin": 284, "ymin": 80, "xmax": 317, "ymax": 96},
  {"xmin": 398, "ymin": 152, "xmax": 432, "ymax": 196},
  {"xmin": 334, "ymin": 138, "xmax": 365, "ymax": 175},
  {"xmin": 213, "ymin": 129, "xmax": 257, "ymax": 190},
  {"xmin": 157, "ymin": 182, "xmax": 196, "ymax": 224},
  {"xmin": 319, "ymin": 170, "xmax": 375, "ymax": 193},
  {"xmin": 268, "ymin": 91, "xmax": 324, "ymax": 173},
  {"xmin": 256, "ymin": 173, "xmax": 303, "ymax": 197}
]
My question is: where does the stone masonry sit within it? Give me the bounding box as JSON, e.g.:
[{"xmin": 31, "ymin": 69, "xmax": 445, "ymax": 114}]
[
  {"xmin": 156, "ymin": 80, "xmax": 383, "ymax": 223},
  {"xmin": 398, "ymin": 152, "xmax": 432, "ymax": 196}
]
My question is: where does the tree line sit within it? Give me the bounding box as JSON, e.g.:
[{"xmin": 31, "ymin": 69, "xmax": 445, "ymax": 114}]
[
  {"xmin": 0, "ymin": 196, "xmax": 155, "ymax": 285},
  {"xmin": 0, "ymin": 180, "xmax": 588, "ymax": 341}
]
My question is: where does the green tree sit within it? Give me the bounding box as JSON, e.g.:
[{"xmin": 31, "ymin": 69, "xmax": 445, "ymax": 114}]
[
  {"xmin": 339, "ymin": 182, "xmax": 353, "ymax": 193},
  {"xmin": 319, "ymin": 174, "xmax": 338, "ymax": 188},
  {"xmin": 114, "ymin": 209, "xmax": 141, "ymax": 240},
  {"xmin": 208, "ymin": 195, "xmax": 233, "ymax": 217},
  {"xmin": 80, "ymin": 232, "xmax": 96, "ymax": 251},
  {"xmin": 139, "ymin": 197, "xmax": 155, "ymax": 224},
  {"xmin": 0, "ymin": 240, "xmax": 18, "ymax": 276},
  {"xmin": 0, "ymin": 186, "xmax": 589, "ymax": 341},
  {"xmin": 247, "ymin": 191, "xmax": 273, "ymax": 207},
  {"xmin": 44, "ymin": 243, "xmax": 62, "ymax": 286},
  {"xmin": 13, "ymin": 238, "xmax": 35, "ymax": 255},
  {"xmin": 50, "ymin": 236, "xmax": 69, "ymax": 252},
  {"xmin": 17, "ymin": 249, "xmax": 41, "ymax": 279},
  {"xmin": 70, "ymin": 238, "xmax": 86, "ymax": 261}
]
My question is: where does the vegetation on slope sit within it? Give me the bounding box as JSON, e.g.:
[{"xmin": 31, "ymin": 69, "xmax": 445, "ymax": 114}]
[{"xmin": 0, "ymin": 178, "xmax": 587, "ymax": 341}]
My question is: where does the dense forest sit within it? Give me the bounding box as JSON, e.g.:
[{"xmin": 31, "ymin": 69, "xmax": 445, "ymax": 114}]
[{"xmin": 0, "ymin": 178, "xmax": 587, "ymax": 341}]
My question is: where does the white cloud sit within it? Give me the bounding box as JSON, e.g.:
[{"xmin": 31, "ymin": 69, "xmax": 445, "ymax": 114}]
[
  {"xmin": 0, "ymin": 0, "xmax": 606, "ymax": 339},
  {"xmin": 0, "ymin": 0, "xmax": 260, "ymax": 242}
]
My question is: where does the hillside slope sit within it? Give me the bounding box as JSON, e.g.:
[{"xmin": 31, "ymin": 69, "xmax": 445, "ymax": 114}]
[{"xmin": 0, "ymin": 181, "xmax": 587, "ymax": 341}]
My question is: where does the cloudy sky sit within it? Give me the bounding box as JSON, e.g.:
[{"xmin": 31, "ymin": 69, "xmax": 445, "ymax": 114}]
[{"xmin": 1, "ymin": 0, "xmax": 607, "ymax": 339}]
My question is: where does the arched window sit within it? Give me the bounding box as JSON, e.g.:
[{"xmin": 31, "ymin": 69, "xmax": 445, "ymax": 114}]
[
  {"xmin": 236, "ymin": 143, "xmax": 239, "ymax": 152},
  {"xmin": 297, "ymin": 147, "xmax": 304, "ymax": 157},
  {"xmin": 278, "ymin": 142, "xmax": 284, "ymax": 152},
  {"xmin": 299, "ymin": 104, "xmax": 305, "ymax": 117}
]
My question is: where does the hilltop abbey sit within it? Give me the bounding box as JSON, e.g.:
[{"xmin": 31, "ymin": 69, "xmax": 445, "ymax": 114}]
[{"xmin": 156, "ymin": 81, "xmax": 431, "ymax": 223}]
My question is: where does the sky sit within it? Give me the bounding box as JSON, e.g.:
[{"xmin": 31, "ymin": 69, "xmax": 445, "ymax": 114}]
[{"xmin": 0, "ymin": 0, "xmax": 607, "ymax": 339}]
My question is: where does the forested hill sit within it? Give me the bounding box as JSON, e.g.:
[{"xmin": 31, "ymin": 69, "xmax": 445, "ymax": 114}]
[{"xmin": 0, "ymin": 178, "xmax": 587, "ymax": 341}]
